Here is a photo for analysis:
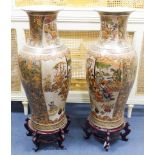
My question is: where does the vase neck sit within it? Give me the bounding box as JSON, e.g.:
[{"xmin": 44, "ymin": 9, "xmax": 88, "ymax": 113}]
[
  {"xmin": 99, "ymin": 14, "xmax": 129, "ymax": 41},
  {"xmin": 27, "ymin": 11, "xmax": 59, "ymax": 47}
]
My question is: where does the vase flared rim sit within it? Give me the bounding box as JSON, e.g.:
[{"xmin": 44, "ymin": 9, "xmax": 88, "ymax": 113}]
[
  {"xmin": 20, "ymin": 5, "xmax": 63, "ymax": 12},
  {"xmin": 94, "ymin": 7, "xmax": 134, "ymax": 14}
]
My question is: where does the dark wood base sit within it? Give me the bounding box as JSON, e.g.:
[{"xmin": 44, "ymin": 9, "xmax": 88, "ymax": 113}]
[
  {"xmin": 83, "ymin": 119, "xmax": 131, "ymax": 151},
  {"xmin": 24, "ymin": 116, "xmax": 71, "ymax": 152}
]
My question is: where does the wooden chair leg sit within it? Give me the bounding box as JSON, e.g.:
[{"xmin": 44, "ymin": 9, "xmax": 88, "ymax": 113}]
[
  {"xmin": 22, "ymin": 100, "xmax": 28, "ymax": 115},
  {"xmin": 128, "ymin": 104, "xmax": 134, "ymax": 118}
]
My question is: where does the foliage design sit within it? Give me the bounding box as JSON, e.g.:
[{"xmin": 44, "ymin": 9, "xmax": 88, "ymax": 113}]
[
  {"xmin": 28, "ymin": 12, "xmax": 58, "ymax": 46},
  {"xmin": 87, "ymin": 57, "xmax": 122, "ymax": 117},
  {"xmin": 43, "ymin": 57, "xmax": 71, "ymax": 101},
  {"xmin": 18, "ymin": 56, "xmax": 50, "ymax": 124},
  {"xmin": 101, "ymin": 15, "xmax": 128, "ymax": 40},
  {"xmin": 18, "ymin": 53, "xmax": 71, "ymax": 131}
]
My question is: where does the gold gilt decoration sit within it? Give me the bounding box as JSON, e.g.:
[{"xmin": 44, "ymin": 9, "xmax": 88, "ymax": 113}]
[
  {"xmin": 13, "ymin": 29, "xmax": 134, "ymax": 91},
  {"xmin": 27, "ymin": 12, "xmax": 58, "ymax": 46},
  {"xmin": 100, "ymin": 14, "xmax": 129, "ymax": 40},
  {"xmin": 11, "ymin": 29, "xmax": 135, "ymax": 91}
]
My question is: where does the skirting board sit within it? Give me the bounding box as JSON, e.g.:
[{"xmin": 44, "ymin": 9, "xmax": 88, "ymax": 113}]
[{"xmin": 11, "ymin": 91, "xmax": 144, "ymax": 118}]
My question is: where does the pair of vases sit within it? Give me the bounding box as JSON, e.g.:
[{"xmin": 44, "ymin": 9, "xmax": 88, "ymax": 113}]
[{"xmin": 18, "ymin": 6, "xmax": 137, "ymax": 151}]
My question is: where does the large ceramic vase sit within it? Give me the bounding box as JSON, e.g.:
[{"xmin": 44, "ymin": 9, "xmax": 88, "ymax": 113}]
[
  {"xmin": 18, "ymin": 7, "xmax": 71, "ymax": 133},
  {"xmin": 86, "ymin": 8, "xmax": 137, "ymax": 132}
]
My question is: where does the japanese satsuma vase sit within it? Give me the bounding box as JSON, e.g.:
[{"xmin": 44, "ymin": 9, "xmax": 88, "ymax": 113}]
[
  {"xmin": 86, "ymin": 8, "xmax": 137, "ymax": 130},
  {"xmin": 18, "ymin": 6, "xmax": 71, "ymax": 132}
]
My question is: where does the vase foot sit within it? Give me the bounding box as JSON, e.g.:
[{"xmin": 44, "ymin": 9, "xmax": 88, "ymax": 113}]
[
  {"xmin": 83, "ymin": 119, "xmax": 131, "ymax": 151},
  {"xmin": 24, "ymin": 116, "xmax": 70, "ymax": 151},
  {"xmin": 103, "ymin": 130, "xmax": 110, "ymax": 151}
]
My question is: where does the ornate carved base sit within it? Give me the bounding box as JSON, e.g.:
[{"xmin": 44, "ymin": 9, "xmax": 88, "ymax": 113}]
[
  {"xmin": 24, "ymin": 116, "xmax": 71, "ymax": 151},
  {"xmin": 83, "ymin": 119, "xmax": 131, "ymax": 151}
]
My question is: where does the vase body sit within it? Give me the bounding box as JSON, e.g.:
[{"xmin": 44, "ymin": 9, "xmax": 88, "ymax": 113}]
[
  {"xmin": 18, "ymin": 9, "xmax": 71, "ymax": 132},
  {"xmin": 86, "ymin": 9, "xmax": 137, "ymax": 129}
]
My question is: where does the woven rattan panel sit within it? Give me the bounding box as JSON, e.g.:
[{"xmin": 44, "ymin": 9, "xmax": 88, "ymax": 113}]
[
  {"xmin": 23, "ymin": 30, "xmax": 134, "ymax": 90},
  {"xmin": 11, "ymin": 29, "xmax": 21, "ymax": 91},
  {"xmin": 137, "ymin": 38, "xmax": 144, "ymax": 95},
  {"xmin": 15, "ymin": 0, "xmax": 143, "ymax": 8}
]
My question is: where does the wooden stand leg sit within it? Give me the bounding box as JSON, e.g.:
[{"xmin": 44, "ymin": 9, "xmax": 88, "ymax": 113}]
[
  {"xmin": 83, "ymin": 120, "xmax": 92, "ymax": 139},
  {"xmin": 57, "ymin": 140, "xmax": 64, "ymax": 149},
  {"xmin": 103, "ymin": 130, "xmax": 110, "ymax": 152},
  {"xmin": 83, "ymin": 119, "xmax": 131, "ymax": 151},
  {"xmin": 24, "ymin": 116, "xmax": 70, "ymax": 151},
  {"xmin": 57, "ymin": 129, "xmax": 65, "ymax": 149},
  {"xmin": 64, "ymin": 115, "xmax": 71, "ymax": 134},
  {"xmin": 32, "ymin": 132, "xmax": 40, "ymax": 152},
  {"xmin": 24, "ymin": 118, "xmax": 33, "ymax": 136},
  {"xmin": 120, "ymin": 122, "xmax": 131, "ymax": 141}
]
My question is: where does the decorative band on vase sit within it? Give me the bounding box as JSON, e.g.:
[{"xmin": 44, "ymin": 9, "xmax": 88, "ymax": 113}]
[
  {"xmin": 88, "ymin": 113, "xmax": 125, "ymax": 129},
  {"xmin": 30, "ymin": 115, "xmax": 67, "ymax": 132}
]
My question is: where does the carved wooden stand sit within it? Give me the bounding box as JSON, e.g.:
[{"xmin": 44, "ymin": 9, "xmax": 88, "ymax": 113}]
[
  {"xmin": 24, "ymin": 116, "xmax": 71, "ymax": 152},
  {"xmin": 83, "ymin": 119, "xmax": 131, "ymax": 151}
]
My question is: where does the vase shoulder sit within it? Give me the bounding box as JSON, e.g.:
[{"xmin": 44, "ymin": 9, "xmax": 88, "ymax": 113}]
[
  {"xmin": 20, "ymin": 43, "xmax": 68, "ymax": 55},
  {"xmin": 90, "ymin": 40, "xmax": 135, "ymax": 55}
]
